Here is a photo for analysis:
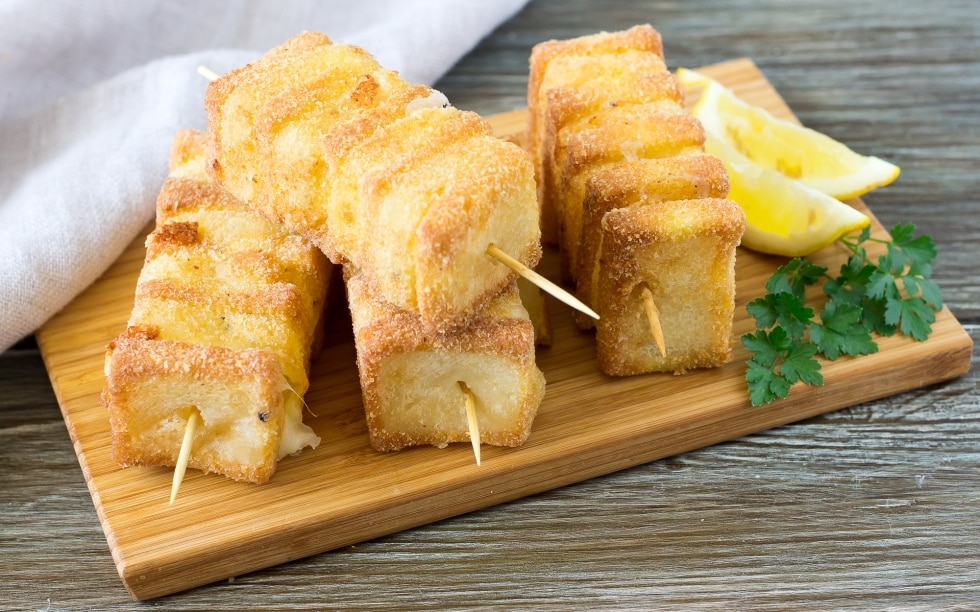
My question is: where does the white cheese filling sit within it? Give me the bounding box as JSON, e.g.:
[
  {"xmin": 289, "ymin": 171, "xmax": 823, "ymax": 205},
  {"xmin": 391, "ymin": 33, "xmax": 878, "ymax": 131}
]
[{"xmin": 278, "ymin": 390, "xmax": 320, "ymax": 459}]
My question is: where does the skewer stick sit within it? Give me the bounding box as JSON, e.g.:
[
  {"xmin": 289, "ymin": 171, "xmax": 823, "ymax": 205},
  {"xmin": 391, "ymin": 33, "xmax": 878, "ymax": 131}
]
[
  {"xmin": 197, "ymin": 64, "xmax": 220, "ymax": 82},
  {"xmin": 195, "ymin": 66, "xmax": 585, "ymax": 323},
  {"xmin": 170, "ymin": 410, "xmax": 201, "ymax": 505},
  {"xmin": 486, "ymin": 243, "xmax": 599, "ymax": 320},
  {"xmin": 639, "ymin": 284, "xmax": 667, "ymax": 358},
  {"xmin": 458, "ymin": 381, "xmax": 481, "ymax": 466}
]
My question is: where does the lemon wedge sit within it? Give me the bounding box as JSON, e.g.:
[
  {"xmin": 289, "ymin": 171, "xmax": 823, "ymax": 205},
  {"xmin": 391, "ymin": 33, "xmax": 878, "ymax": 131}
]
[
  {"xmin": 705, "ymin": 130, "xmax": 871, "ymax": 256},
  {"xmin": 677, "ymin": 67, "xmax": 887, "ymax": 256},
  {"xmin": 678, "ymin": 68, "xmax": 900, "ymax": 200}
]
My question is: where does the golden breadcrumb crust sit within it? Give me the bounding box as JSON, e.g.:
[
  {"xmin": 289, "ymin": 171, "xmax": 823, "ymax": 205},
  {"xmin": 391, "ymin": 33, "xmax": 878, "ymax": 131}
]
[
  {"xmin": 594, "ymin": 198, "xmax": 746, "ymax": 376},
  {"xmin": 576, "ymin": 154, "xmax": 730, "ymax": 328},
  {"xmin": 102, "ymin": 129, "xmax": 330, "ymax": 483},
  {"xmin": 527, "ymin": 24, "xmax": 664, "ymax": 242},
  {"xmin": 525, "ymin": 25, "xmax": 746, "ymax": 377},
  {"xmin": 347, "ymin": 272, "xmax": 545, "ymax": 452},
  {"xmin": 555, "ymin": 108, "xmax": 706, "ymax": 276},
  {"xmin": 104, "ymin": 329, "xmax": 285, "ymax": 484},
  {"xmin": 206, "ymin": 32, "xmax": 541, "ymax": 334}
]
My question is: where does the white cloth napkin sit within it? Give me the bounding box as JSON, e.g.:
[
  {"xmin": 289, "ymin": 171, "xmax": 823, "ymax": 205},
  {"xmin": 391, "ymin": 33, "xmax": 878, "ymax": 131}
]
[{"xmin": 0, "ymin": 0, "xmax": 528, "ymax": 353}]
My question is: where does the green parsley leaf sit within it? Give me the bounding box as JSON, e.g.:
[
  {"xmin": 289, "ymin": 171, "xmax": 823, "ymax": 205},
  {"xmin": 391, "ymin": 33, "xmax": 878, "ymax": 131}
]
[
  {"xmin": 885, "ymin": 296, "xmax": 936, "ymax": 341},
  {"xmin": 766, "ymin": 258, "xmax": 828, "ymax": 300},
  {"xmin": 741, "ymin": 329, "xmax": 782, "ymax": 368},
  {"xmin": 860, "ymin": 295, "xmax": 895, "ymax": 337},
  {"xmin": 810, "ymin": 301, "xmax": 879, "ymax": 360},
  {"xmin": 742, "ymin": 328, "xmax": 821, "ymax": 405},
  {"xmin": 905, "ymin": 276, "xmax": 944, "ymax": 310},
  {"xmin": 824, "ymin": 256, "xmax": 875, "ymax": 307},
  {"xmin": 882, "ymin": 223, "xmax": 936, "ymax": 277},
  {"xmin": 743, "ymin": 222, "xmax": 943, "ymax": 405},
  {"xmin": 888, "ymin": 222, "xmax": 916, "ymax": 244},
  {"xmin": 779, "ymin": 341, "xmax": 823, "ymax": 386},
  {"xmin": 867, "ymin": 268, "xmax": 897, "ymax": 301},
  {"xmin": 902, "ymin": 237, "xmax": 936, "ymax": 276},
  {"xmin": 746, "ymin": 293, "xmax": 814, "ymax": 341},
  {"xmin": 745, "ymin": 359, "xmax": 791, "ymax": 406}
]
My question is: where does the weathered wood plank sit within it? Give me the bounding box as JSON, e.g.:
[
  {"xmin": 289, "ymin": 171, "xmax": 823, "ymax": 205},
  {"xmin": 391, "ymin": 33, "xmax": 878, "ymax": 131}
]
[{"xmin": 3, "ymin": 0, "xmax": 978, "ymax": 608}]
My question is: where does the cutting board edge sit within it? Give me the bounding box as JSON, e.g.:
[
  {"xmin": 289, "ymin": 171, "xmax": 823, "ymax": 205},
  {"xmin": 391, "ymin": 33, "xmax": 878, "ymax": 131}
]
[{"xmin": 107, "ymin": 313, "xmax": 973, "ymax": 600}]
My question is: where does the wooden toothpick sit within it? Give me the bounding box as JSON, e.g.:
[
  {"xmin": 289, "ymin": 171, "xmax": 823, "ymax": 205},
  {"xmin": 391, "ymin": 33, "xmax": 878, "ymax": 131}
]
[
  {"xmin": 639, "ymin": 284, "xmax": 666, "ymax": 358},
  {"xmin": 458, "ymin": 381, "xmax": 481, "ymax": 466},
  {"xmin": 170, "ymin": 410, "xmax": 201, "ymax": 505},
  {"xmin": 197, "ymin": 65, "xmax": 220, "ymax": 82},
  {"xmin": 486, "ymin": 243, "xmax": 599, "ymax": 320}
]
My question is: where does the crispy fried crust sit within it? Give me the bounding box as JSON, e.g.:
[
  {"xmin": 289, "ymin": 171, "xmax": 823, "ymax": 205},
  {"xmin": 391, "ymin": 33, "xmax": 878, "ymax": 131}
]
[
  {"xmin": 555, "ymin": 108, "xmax": 705, "ymax": 276},
  {"xmin": 594, "ymin": 198, "xmax": 746, "ymax": 376},
  {"xmin": 526, "ymin": 25, "xmax": 746, "ymax": 376},
  {"xmin": 206, "ymin": 33, "xmax": 541, "ymax": 334},
  {"xmin": 139, "ymin": 174, "xmax": 328, "ymax": 392},
  {"xmin": 102, "ymin": 129, "xmax": 331, "ymax": 483},
  {"xmin": 527, "ymin": 24, "xmax": 665, "ymax": 243},
  {"xmin": 168, "ymin": 128, "xmax": 210, "ymax": 181},
  {"xmin": 576, "ymin": 155, "xmax": 730, "ymax": 328},
  {"xmin": 347, "ymin": 272, "xmax": 545, "ymax": 452},
  {"xmin": 104, "ymin": 332, "xmax": 285, "ymax": 484},
  {"xmin": 527, "ymin": 25, "xmax": 709, "ymax": 279}
]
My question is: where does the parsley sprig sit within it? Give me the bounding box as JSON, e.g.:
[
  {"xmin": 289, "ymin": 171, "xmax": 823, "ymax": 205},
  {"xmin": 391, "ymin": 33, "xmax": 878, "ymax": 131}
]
[{"xmin": 742, "ymin": 223, "xmax": 943, "ymax": 406}]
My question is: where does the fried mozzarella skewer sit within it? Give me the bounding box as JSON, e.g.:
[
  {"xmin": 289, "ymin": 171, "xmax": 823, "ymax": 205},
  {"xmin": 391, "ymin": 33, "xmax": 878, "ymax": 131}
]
[
  {"xmin": 203, "ymin": 33, "xmax": 595, "ymax": 333},
  {"xmin": 103, "ymin": 130, "xmax": 332, "ymax": 499},
  {"xmin": 527, "ymin": 25, "xmax": 745, "ymax": 375}
]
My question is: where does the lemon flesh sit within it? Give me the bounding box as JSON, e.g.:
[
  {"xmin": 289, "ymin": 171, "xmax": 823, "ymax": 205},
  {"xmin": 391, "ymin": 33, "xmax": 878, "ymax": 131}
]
[
  {"xmin": 677, "ymin": 67, "xmax": 887, "ymax": 256},
  {"xmin": 706, "ymin": 131, "xmax": 871, "ymax": 256},
  {"xmin": 678, "ymin": 68, "xmax": 900, "ymax": 200}
]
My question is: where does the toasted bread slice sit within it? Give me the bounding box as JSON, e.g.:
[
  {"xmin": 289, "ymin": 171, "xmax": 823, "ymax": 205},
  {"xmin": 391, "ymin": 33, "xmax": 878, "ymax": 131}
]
[
  {"xmin": 594, "ymin": 198, "xmax": 745, "ymax": 376},
  {"xmin": 347, "ymin": 272, "xmax": 545, "ymax": 453},
  {"xmin": 103, "ymin": 129, "xmax": 331, "ymax": 484},
  {"xmin": 206, "ymin": 32, "xmax": 541, "ymax": 334}
]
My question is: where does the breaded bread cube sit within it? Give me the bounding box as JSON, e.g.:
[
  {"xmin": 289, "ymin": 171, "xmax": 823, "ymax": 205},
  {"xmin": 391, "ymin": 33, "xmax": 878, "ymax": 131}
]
[
  {"xmin": 104, "ymin": 329, "xmax": 291, "ymax": 484},
  {"xmin": 347, "ymin": 272, "xmax": 545, "ymax": 453},
  {"xmin": 593, "ymin": 198, "xmax": 745, "ymax": 376},
  {"xmin": 543, "ymin": 70, "xmax": 682, "ymax": 215},
  {"xmin": 527, "ymin": 24, "xmax": 665, "ymax": 242},
  {"xmin": 555, "ymin": 107, "xmax": 705, "ymax": 277},
  {"xmin": 102, "ymin": 130, "xmax": 332, "ymax": 484},
  {"xmin": 576, "ymin": 154, "xmax": 730, "ymax": 328},
  {"xmin": 325, "ymin": 106, "xmax": 540, "ymax": 334},
  {"xmin": 206, "ymin": 32, "xmax": 541, "ymax": 334}
]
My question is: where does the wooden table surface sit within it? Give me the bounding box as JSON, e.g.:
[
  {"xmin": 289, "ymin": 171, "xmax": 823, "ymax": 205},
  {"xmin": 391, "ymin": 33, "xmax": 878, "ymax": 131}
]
[{"xmin": 3, "ymin": 0, "xmax": 977, "ymax": 609}]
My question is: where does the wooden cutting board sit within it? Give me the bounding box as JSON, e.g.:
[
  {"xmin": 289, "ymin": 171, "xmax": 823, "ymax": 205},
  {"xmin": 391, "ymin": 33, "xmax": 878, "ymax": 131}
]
[{"xmin": 36, "ymin": 58, "xmax": 973, "ymax": 601}]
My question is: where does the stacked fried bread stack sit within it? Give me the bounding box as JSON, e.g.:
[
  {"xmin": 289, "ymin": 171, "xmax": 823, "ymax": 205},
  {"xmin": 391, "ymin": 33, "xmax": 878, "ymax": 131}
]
[
  {"xmin": 348, "ymin": 272, "xmax": 544, "ymax": 452},
  {"xmin": 102, "ymin": 130, "xmax": 331, "ymax": 484},
  {"xmin": 527, "ymin": 25, "xmax": 746, "ymax": 375},
  {"xmin": 206, "ymin": 32, "xmax": 541, "ymax": 334},
  {"xmin": 205, "ymin": 33, "xmax": 546, "ymax": 454}
]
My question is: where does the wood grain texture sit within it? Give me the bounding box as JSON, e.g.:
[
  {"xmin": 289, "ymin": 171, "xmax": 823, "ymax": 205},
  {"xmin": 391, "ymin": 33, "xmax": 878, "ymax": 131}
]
[{"xmin": 3, "ymin": 0, "xmax": 978, "ymax": 609}]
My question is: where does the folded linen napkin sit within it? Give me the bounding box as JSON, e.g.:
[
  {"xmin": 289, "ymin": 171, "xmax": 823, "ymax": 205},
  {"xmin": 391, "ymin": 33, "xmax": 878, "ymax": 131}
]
[{"xmin": 0, "ymin": 0, "xmax": 528, "ymax": 353}]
